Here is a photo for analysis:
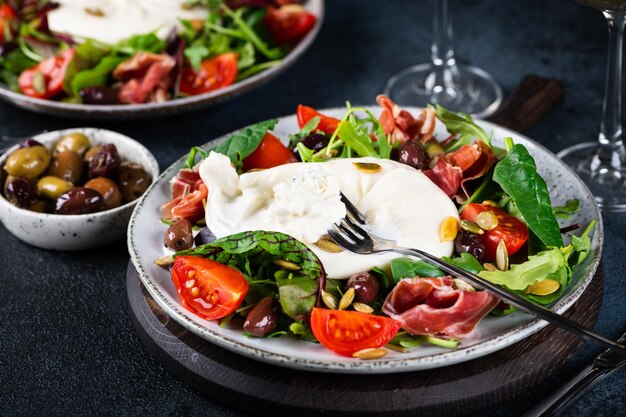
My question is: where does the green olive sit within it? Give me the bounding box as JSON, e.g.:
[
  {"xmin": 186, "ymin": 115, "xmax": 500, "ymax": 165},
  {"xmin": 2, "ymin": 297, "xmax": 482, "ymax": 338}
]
[
  {"xmin": 3, "ymin": 146, "xmax": 51, "ymax": 179},
  {"xmin": 54, "ymin": 133, "xmax": 91, "ymax": 155},
  {"xmin": 46, "ymin": 151, "xmax": 84, "ymax": 184},
  {"xmin": 37, "ymin": 176, "xmax": 73, "ymax": 200},
  {"xmin": 84, "ymin": 177, "xmax": 122, "ymax": 210}
]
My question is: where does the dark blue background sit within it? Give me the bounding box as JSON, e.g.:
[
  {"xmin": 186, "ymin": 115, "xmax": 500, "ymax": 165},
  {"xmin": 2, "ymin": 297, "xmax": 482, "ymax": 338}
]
[{"xmin": 1, "ymin": 0, "xmax": 624, "ymax": 416}]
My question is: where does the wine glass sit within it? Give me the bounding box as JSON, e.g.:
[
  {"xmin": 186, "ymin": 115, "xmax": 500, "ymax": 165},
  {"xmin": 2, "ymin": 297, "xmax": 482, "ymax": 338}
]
[
  {"xmin": 557, "ymin": 0, "xmax": 626, "ymax": 212},
  {"xmin": 384, "ymin": 0, "xmax": 503, "ymax": 118}
]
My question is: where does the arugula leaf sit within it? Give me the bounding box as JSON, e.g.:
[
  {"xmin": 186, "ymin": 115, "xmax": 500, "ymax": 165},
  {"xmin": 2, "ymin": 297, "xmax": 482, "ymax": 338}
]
[
  {"xmin": 289, "ymin": 116, "xmax": 320, "ymax": 145},
  {"xmin": 237, "ymin": 42, "xmax": 255, "ymax": 70},
  {"xmin": 70, "ymin": 56, "xmax": 125, "ymax": 97},
  {"xmin": 183, "ymin": 146, "xmax": 209, "ymax": 169},
  {"xmin": 336, "ymin": 120, "xmax": 378, "ymax": 157},
  {"xmin": 441, "ymin": 253, "xmax": 485, "ymax": 275},
  {"xmin": 222, "ymin": 4, "xmax": 283, "ymax": 60},
  {"xmin": 184, "ymin": 44, "xmax": 209, "ymax": 69},
  {"xmin": 493, "ymin": 144, "xmax": 563, "ymax": 249},
  {"xmin": 432, "ymin": 104, "xmax": 491, "ymax": 146},
  {"xmin": 390, "ymin": 258, "xmax": 445, "ymax": 283},
  {"xmin": 236, "ymin": 60, "xmax": 281, "ymax": 81},
  {"xmin": 212, "ymin": 118, "xmax": 278, "ymax": 171},
  {"xmin": 117, "ymin": 33, "xmax": 165, "ymax": 54},
  {"xmin": 553, "ymin": 199, "xmax": 580, "ymax": 219},
  {"xmin": 289, "ymin": 322, "xmax": 317, "ymax": 342}
]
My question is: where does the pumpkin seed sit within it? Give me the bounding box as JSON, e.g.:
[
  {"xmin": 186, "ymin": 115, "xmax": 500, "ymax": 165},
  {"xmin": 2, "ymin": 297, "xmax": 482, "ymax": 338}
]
[
  {"xmin": 495, "ymin": 240, "xmax": 509, "ymax": 271},
  {"xmin": 453, "ymin": 278, "xmax": 476, "ymax": 292},
  {"xmin": 385, "ymin": 344, "xmax": 409, "ymax": 353},
  {"xmin": 155, "ymin": 255, "xmax": 175, "ymax": 267},
  {"xmin": 425, "ymin": 141, "xmax": 445, "ymax": 158},
  {"xmin": 352, "ymin": 347, "xmax": 388, "ymax": 360},
  {"xmin": 476, "ymin": 211, "xmax": 499, "ymax": 230},
  {"xmin": 32, "ymin": 71, "xmax": 46, "ymax": 95},
  {"xmin": 352, "ymin": 162, "xmax": 382, "ymax": 174},
  {"xmin": 315, "ymin": 235, "xmax": 343, "ymax": 253},
  {"xmin": 483, "ymin": 262, "xmax": 498, "ymax": 271},
  {"xmin": 321, "ymin": 290, "xmax": 338, "ymax": 310},
  {"xmin": 338, "ymin": 287, "xmax": 355, "ymax": 310},
  {"xmin": 85, "ymin": 7, "xmax": 105, "ymax": 16},
  {"xmin": 273, "ymin": 259, "xmax": 301, "ymax": 271},
  {"xmin": 246, "ymin": 168, "xmax": 266, "ymax": 173},
  {"xmin": 439, "ymin": 216, "xmax": 459, "ymax": 242},
  {"xmin": 482, "ymin": 200, "xmax": 499, "ymax": 208},
  {"xmin": 526, "ymin": 279, "xmax": 560, "ymax": 296},
  {"xmin": 352, "ymin": 302, "xmax": 373, "ymax": 314},
  {"xmin": 459, "ymin": 219, "xmax": 484, "ymax": 235}
]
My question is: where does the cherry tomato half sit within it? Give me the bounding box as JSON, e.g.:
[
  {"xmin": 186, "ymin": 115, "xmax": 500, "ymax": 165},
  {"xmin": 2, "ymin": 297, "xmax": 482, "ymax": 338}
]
[
  {"xmin": 171, "ymin": 256, "xmax": 249, "ymax": 321},
  {"xmin": 18, "ymin": 48, "xmax": 75, "ymax": 99},
  {"xmin": 180, "ymin": 52, "xmax": 238, "ymax": 96},
  {"xmin": 460, "ymin": 203, "xmax": 529, "ymax": 261},
  {"xmin": 310, "ymin": 308, "xmax": 402, "ymax": 357},
  {"xmin": 263, "ymin": 5, "xmax": 316, "ymax": 44},
  {"xmin": 0, "ymin": 4, "xmax": 17, "ymax": 43},
  {"xmin": 296, "ymin": 105, "xmax": 340, "ymax": 136},
  {"xmin": 242, "ymin": 132, "xmax": 296, "ymax": 172}
]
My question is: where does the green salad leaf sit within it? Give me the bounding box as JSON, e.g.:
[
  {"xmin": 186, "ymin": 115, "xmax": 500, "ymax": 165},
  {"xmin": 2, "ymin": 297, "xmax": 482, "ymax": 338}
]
[
  {"xmin": 212, "ymin": 118, "xmax": 278, "ymax": 171},
  {"xmin": 493, "ymin": 144, "xmax": 563, "ymax": 249},
  {"xmin": 390, "ymin": 258, "xmax": 444, "ymax": 283},
  {"xmin": 432, "ymin": 104, "xmax": 491, "ymax": 146},
  {"xmin": 70, "ymin": 56, "xmax": 125, "ymax": 97},
  {"xmin": 441, "ymin": 253, "xmax": 485, "ymax": 275},
  {"xmin": 553, "ymin": 199, "xmax": 580, "ymax": 219}
]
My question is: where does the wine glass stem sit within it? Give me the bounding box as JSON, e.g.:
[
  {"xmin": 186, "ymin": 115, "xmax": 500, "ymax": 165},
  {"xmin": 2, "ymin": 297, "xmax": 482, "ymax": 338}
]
[
  {"xmin": 597, "ymin": 11, "xmax": 626, "ymax": 169},
  {"xmin": 432, "ymin": 0, "xmax": 455, "ymax": 68}
]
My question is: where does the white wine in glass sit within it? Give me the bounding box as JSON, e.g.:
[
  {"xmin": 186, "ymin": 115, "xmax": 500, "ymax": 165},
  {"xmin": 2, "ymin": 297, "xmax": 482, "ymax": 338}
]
[
  {"xmin": 558, "ymin": 0, "xmax": 626, "ymax": 212},
  {"xmin": 384, "ymin": 0, "xmax": 502, "ymax": 118}
]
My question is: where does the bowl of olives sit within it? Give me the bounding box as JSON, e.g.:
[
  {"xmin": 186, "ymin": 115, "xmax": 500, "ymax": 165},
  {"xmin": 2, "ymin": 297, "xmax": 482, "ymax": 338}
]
[{"xmin": 0, "ymin": 128, "xmax": 159, "ymax": 250}]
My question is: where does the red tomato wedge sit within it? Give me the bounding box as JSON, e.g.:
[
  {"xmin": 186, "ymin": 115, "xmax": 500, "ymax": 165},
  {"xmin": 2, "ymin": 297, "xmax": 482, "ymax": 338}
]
[
  {"xmin": 263, "ymin": 5, "xmax": 316, "ymax": 44},
  {"xmin": 461, "ymin": 203, "xmax": 529, "ymax": 261},
  {"xmin": 180, "ymin": 52, "xmax": 238, "ymax": 96},
  {"xmin": 0, "ymin": 4, "xmax": 17, "ymax": 43},
  {"xmin": 242, "ymin": 132, "xmax": 297, "ymax": 172},
  {"xmin": 171, "ymin": 256, "xmax": 248, "ymax": 321},
  {"xmin": 310, "ymin": 308, "xmax": 402, "ymax": 357},
  {"xmin": 18, "ymin": 49, "xmax": 75, "ymax": 99},
  {"xmin": 296, "ymin": 105, "xmax": 340, "ymax": 136}
]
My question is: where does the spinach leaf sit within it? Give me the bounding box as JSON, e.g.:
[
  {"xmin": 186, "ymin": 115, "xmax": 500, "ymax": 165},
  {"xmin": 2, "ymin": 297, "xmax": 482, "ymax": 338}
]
[
  {"xmin": 212, "ymin": 118, "xmax": 278, "ymax": 171},
  {"xmin": 390, "ymin": 258, "xmax": 445, "ymax": 283},
  {"xmin": 70, "ymin": 56, "xmax": 125, "ymax": 97},
  {"xmin": 433, "ymin": 104, "xmax": 491, "ymax": 146},
  {"xmin": 553, "ymin": 199, "xmax": 580, "ymax": 219},
  {"xmin": 370, "ymin": 266, "xmax": 391, "ymax": 290},
  {"xmin": 493, "ymin": 144, "xmax": 563, "ymax": 248},
  {"xmin": 441, "ymin": 253, "xmax": 485, "ymax": 274}
]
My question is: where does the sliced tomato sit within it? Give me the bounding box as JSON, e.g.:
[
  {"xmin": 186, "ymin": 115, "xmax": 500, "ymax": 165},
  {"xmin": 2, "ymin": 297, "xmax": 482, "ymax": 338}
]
[
  {"xmin": 296, "ymin": 105, "xmax": 340, "ymax": 136},
  {"xmin": 170, "ymin": 182, "xmax": 208, "ymax": 223},
  {"xmin": 18, "ymin": 49, "xmax": 75, "ymax": 99},
  {"xmin": 263, "ymin": 5, "xmax": 316, "ymax": 44},
  {"xmin": 460, "ymin": 203, "xmax": 529, "ymax": 261},
  {"xmin": 242, "ymin": 132, "xmax": 297, "ymax": 172},
  {"xmin": 0, "ymin": 4, "xmax": 17, "ymax": 43},
  {"xmin": 310, "ymin": 308, "xmax": 402, "ymax": 357},
  {"xmin": 171, "ymin": 256, "xmax": 249, "ymax": 320},
  {"xmin": 180, "ymin": 52, "xmax": 238, "ymax": 96}
]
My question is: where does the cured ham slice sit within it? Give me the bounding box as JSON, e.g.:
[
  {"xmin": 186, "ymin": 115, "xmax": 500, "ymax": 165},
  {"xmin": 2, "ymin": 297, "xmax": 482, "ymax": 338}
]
[
  {"xmin": 376, "ymin": 95, "xmax": 435, "ymax": 144},
  {"xmin": 114, "ymin": 52, "xmax": 176, "ymax": 104},
  {"xmin": 382, "ymin": 277, "xmax": 499, "ymax": 338},
  {"xmin": 161, "ymin": 169, "xmax": 206, "ymax": 221},
  {"xmin": 170, "ymin": 168, "xmax": 202, "ymax": 200},
  {"xmin": 423, "ymin": 157, "xmax": 463, "ymax": 198}
]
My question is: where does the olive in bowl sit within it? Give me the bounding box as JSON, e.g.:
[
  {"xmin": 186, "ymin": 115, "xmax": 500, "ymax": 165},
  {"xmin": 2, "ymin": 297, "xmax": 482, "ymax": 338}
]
[{"xmin": 0, "ymin": 128, "xmax": 159, "ymax": 251}]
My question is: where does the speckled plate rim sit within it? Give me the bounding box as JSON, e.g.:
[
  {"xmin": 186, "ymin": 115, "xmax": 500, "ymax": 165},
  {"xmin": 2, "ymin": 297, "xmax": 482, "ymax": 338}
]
[
  {"xmin": 0, "ymin": 0, "xmax": 324, "ymax": 119},
  {"xmin": 127, "ymin": 107, "xmax": 603, "ymax": 374}
]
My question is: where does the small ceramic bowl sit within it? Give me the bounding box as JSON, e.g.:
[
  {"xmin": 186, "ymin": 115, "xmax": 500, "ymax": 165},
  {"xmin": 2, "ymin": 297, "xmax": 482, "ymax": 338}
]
[{"xmin": 0, "ymin": 128, "xmax": 159, "ymax": 250}]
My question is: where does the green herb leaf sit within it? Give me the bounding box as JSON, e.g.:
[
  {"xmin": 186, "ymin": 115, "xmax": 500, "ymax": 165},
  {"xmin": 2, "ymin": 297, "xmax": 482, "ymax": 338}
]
[
  {"xmin": 70, "ymin": 55, "xmax": 125, "ymax": 97},
  {"xmin": 118, "ymin": 33, "xmax": 165, "ymax": 54},
  {"xmin": 289, "ymin": 321, "xmax": 318, "ymax": 342},
  {"xmin": 553, "ymin": 199, "xmax": 580, "ymax": 219},
  {"xmin": 237, "ymin": 42, "xmax": 255, "ymax": 70},
  {"xmin": 493, "ymin": 144, "xmax": 563, "ymax": 248},
  {"xmin": 336, "ymin": 120, "xmax": 378, "ymax": 157},
  {"xmin": 441, "ymin": 253, "xmax": 485, "ymax": 275},
  {"xmin": 184, "ymin": 44, "xmax": 209, "ymax": 69},
  {"xmin": 390, "ymin": 258, "xmax": 445, "ymax": 283},
  {"xmin": 432, "ymin": 104, "xmax": 491, "ymax": 146},
  {"xmin": 212, "ymin": 118, "xmax": 278, "ymax": 171}
]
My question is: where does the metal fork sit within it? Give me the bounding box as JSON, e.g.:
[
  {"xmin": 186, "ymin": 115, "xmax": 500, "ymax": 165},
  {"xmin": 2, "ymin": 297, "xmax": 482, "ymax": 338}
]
[{"xmin": 328, "ymin": 193, "xmax": 626, "ymax": 353}]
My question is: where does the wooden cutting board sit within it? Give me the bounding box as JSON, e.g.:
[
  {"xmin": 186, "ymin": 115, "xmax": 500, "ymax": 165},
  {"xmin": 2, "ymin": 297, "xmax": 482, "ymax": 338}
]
[{"xmin": 127, "ymin": 75, "xmax": 594, "ymax": 416}]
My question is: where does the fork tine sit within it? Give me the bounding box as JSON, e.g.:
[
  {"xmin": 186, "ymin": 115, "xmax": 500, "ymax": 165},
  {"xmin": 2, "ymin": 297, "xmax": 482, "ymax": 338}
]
[
  {"xmin": 340, "ymin": 192, "xmax": 367, "ymax": 225},
  {"xmin": 327, "ymin": 228, "xmax": 354, "ymax": 249},
  {"xmin": 334, "ymin": 222, "xmax": 361, "ymax": 243}
]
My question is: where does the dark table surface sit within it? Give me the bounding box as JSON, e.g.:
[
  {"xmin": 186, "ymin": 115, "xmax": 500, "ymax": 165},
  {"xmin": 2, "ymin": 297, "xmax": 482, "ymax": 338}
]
[{"xmin": 1, "ymin": 0, "xmax": 625, "ymax": 416}]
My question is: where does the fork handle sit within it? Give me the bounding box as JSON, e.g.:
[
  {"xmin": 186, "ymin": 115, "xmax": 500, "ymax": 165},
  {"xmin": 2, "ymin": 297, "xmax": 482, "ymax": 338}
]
[{"xmin": 394, "ymin": 247, "xmax": 626, "ymax": 353}]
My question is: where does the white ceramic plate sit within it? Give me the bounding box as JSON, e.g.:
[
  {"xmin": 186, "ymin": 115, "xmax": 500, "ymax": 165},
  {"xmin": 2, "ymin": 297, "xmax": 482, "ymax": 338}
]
[
  {"xmin": 128, "ymin": 107, "xmax": 603, "ymax": 374},
  {"xmin": 0, "ymin": 1, "xmax": 323, "ymax": 119}
]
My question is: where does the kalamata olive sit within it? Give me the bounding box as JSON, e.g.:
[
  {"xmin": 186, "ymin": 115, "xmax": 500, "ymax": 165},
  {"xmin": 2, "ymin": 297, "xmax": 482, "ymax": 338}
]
[
  {"xmin": 84, "ymin": 145, "xmax": 103, "ymax": 164},
  {"xmin": 84, "ymin": 177, "xmax": 122, "ymax": 210},
  {"xmin": 194, "ymin": 227, "xmax": 216, "ymax": 246},
  {"xmin": 454, "ymin": 231, "xmax": 486, "ymax": 262},
  {"xmin": 243, "ymin": 296, "xmax": 279, "ymax": 337},
  {"xmin": 164, "ymin": 219, "xmax": 193, "ymax": 251},
  {"xmin": 55, "ymin": 187, "xmax": 103, "ymax": 215},
  {"xmin": 346, "ymin": 272, "xmax": 380, "ymax": 304},
  {"xmin": 4, "ymin": 176, "xmax": 38, "ymax": 207},
  {"xmin": 3, "ymin": 146, "xmax": 51, "ymax": 179},
  {"xmin": 116, "ymin": 161, "xmax": 151, "ymax": 203},
  {"xmin": 292, "ymin": 133, "xmax": 329, "ymax": 160},
  {"xmin": 18, "ymin": 139, "xmax": 45, "ymax": 149},
  {"xmin": 37, "ymin": 176, "xmax": 73, "ymax": 200},
  {"xmin": 46, "ymin": 151, "xmax": 84, "ymax": 183},
  {"xmin": 79, "ymin": 87, "xmax": 119, "ymax": 105},
  {"xmin": 88, "ymin": 144, "xmax": 121, "ymax": 179},
  {"xmin": 397, "ymin": 140, "xmax": 426, "ymax": 169},
  {"xmin": 54, "ymin": 132, "xmax": 91, "ymax": 155}
]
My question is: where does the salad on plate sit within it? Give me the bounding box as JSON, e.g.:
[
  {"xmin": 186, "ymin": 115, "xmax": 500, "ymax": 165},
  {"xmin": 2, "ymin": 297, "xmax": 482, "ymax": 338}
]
[
  {"xmin": 154, "ymin": 95, "xmax": 596, "ymax": 359},
  {"xmin": 0, "ymin": 0, "xmax": 316, "ymax": 104}
]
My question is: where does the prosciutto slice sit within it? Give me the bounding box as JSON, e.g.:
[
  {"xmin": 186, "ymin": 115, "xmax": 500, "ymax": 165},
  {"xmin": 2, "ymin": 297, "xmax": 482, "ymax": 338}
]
[
  {"xmin": 114, "ymin": 52, "xmax": 176, "ymax": 104},
  {"xmin": 423, "ymin": 157, "xmax": 463, "ymax": 198},
  {"xmin": 376, "ymin": 95, "xmax": 435, "ymax": 144},
  {"xmin": 382, "ymin": 277, "xmax": 499, "ymax": 338}
]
